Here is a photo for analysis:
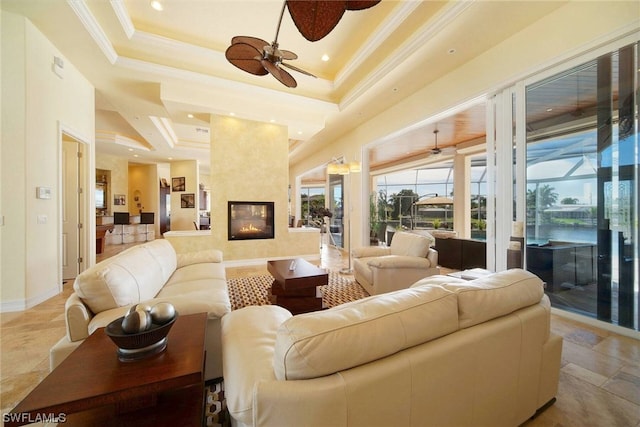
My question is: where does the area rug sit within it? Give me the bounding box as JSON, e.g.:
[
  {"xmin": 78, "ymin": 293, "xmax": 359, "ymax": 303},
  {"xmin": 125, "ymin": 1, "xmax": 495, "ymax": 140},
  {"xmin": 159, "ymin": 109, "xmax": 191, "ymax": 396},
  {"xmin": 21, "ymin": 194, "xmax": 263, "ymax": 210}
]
[
  {"xmin": 204, "ymin": 379, "xmax": 228, "ymax": 427},
  {"xmin": 226, "ymin": 271, "xmax": 370, "ymax": 311}
]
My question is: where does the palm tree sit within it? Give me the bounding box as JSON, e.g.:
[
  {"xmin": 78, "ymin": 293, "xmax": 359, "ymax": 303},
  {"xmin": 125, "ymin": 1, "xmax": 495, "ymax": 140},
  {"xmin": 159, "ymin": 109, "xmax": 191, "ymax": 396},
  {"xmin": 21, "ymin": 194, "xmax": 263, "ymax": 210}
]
[{"xmin": 527, "ymin": 184, "xmax": 558, "ymax": 224}]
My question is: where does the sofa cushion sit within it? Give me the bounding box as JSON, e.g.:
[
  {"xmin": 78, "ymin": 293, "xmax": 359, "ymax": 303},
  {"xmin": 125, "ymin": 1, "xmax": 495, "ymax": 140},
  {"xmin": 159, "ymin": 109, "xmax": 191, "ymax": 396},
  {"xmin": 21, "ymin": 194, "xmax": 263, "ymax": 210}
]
[
  {"xmin": 411, "ymin": 274, "xmax": 468, "ymax": 287},
  {"xmin": 176, "ymin": 248, "xmax": 223, "ymax": 268},
  {"xmin": 273, "ymin": 285, "xmax": 458, "ymax": 380},
  {"xmin": 441, "ymin": 269, "xmax": 544, "ymax": 328},
  {"xmin": 73, "ymin": 244, "xmax": 167, "ymax": 313},
  {"xmin": 156, "ymin": 278, "xmax": 231, "ymax": 318},
  {"xmin": 165, "ymin": 262, "xmax": 227, "ymax": 286},
  {"xmin": 141, "ymin": 239, "xmax": 177, "ymax": 283},
  {"xmin": 390, "ymin": 232, "xmax": 432, "ymax": 257}
]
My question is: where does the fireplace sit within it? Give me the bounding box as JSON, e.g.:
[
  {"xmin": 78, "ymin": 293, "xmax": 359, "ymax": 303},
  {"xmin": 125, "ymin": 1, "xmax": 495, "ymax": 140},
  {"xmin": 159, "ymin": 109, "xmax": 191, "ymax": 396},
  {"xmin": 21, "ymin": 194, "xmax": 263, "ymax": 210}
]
[{"xmin": 228, "ymin": 201, "xmax": 275, "ymax": 241}]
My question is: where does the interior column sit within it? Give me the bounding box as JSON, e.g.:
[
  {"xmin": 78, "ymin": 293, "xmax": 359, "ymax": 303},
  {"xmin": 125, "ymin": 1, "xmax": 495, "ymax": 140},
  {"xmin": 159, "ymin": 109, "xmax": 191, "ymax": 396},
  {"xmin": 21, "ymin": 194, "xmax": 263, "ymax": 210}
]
[{"xmin": 453, "ymin": 153, "xmax": 471, "ymax": 238}]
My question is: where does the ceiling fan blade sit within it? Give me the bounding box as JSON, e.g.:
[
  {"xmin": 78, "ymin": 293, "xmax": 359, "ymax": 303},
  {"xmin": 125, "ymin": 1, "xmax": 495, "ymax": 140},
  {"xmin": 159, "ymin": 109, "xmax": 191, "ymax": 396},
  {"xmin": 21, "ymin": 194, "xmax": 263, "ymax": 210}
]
[
  {"xmin": 225, "ymin": 43, "xmax": 268, "ymax": 76},
  {"xmin": 281, "ymin": 62, "xmax": 316, "ymax": 78},
  {"xmin": 279, "ymin": 49, "xmax": 298, "ymax": 60},
  {"xmin": 231, "ymin": 36, "xmax": 269, "ymax": 52},
  {"xmin": 261, "ymin": 59, "xmax": 297, "ymax": 88},
  {"xmin": 346, "ymin": 0, "xmax": 381, "ymax": 10},
  {"xmin": 286, "ymin": 1, "xmax": 347, "ymax": 42}
]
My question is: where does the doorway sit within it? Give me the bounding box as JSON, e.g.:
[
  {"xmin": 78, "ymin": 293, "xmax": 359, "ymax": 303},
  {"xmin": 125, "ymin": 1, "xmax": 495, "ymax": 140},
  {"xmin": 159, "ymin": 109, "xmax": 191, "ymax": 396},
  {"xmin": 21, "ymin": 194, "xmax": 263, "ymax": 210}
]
[
  {"xmin": 62, "ymin": 135, "xmax": 83, "ymax": 281},
  {"xmin": 160, "ymin": 185, "xmax": 171, "ymax": 234}
]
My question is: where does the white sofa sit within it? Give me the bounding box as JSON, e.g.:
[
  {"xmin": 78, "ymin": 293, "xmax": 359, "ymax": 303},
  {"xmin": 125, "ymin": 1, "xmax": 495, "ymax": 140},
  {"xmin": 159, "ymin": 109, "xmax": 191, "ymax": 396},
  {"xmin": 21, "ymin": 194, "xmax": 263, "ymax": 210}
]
[
  {"xmin": 221, "ymin": 269, "xmax": 562, "ymax": 427},
  {"xmin": 353, "ymin": 231, "xmax": 440, "ymax": 294},
  {"xmin": 49, "ymin": 239, "xmax": 231, "ymax": 380}
]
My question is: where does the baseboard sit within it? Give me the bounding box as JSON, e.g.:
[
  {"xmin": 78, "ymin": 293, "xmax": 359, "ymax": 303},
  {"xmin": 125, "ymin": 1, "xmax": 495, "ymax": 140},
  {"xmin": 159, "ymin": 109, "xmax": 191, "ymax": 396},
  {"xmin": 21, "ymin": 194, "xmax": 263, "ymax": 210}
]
[
  {"xmin": 0, "ymin": 286, "xmax": 60, "ymax": 313},
  {"xmin": 223, "ymin": 254, "xmax": 321, "ymax": 268},
  {"xmin": 550, "ymin": 308, "xmax": 640, "ymax": 341}
]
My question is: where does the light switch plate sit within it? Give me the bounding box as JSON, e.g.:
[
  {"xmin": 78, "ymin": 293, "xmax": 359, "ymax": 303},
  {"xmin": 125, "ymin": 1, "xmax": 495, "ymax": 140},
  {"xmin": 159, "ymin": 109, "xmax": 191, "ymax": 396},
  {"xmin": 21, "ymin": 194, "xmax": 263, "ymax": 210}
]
[{"xmin": 36, "ymin": 187, "xmax": 52, "ymax": 199}]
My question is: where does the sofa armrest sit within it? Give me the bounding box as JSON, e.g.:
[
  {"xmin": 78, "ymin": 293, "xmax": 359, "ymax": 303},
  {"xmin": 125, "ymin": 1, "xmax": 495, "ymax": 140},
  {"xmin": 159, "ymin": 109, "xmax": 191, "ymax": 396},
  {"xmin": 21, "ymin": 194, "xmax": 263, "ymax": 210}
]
[
  {"xmin": 66, "ymin": 292, "xmax": 92, "ymax": 342},
  {"xmin": 222, "ymin": 305, "xmax": 292, "ymax": 426},
  {"xmin": 427, "ymin": 248, "xmax": 438, "ymax": 267},
  {"xmin": 352, "ymin": 246, "xmax": 391, "ymax": 258},
  {"xmin": 50, "ymin": 335, "xmax": 83, "ymax": 371},
  {"xmin": 368, "ymin": 255, "xmax": 433, "ymax": 270}
]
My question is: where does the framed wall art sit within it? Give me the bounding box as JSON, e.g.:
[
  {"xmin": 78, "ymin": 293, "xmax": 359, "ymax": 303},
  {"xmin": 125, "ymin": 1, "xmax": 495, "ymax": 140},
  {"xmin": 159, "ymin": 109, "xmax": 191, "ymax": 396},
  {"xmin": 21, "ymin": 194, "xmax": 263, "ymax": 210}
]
[
  {"xmin": 181, "ymin": 193, "xmax": 195, "ymax": 208},
  {"xmin": 172, "ymin": 177, "xmax": 185, "ymax": 192}
]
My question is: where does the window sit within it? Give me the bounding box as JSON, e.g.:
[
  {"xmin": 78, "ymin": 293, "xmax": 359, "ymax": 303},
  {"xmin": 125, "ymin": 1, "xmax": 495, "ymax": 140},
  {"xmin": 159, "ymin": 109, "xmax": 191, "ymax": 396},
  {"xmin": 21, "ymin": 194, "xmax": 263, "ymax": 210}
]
[{"xmin": 524, "ymin": 43, "xmax": 638, "ymax": 330}]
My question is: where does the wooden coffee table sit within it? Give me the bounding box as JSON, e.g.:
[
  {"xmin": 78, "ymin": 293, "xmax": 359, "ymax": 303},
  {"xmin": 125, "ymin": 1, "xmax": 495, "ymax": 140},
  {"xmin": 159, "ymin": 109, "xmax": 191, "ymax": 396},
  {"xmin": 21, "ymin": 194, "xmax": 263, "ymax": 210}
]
[
  {"xmin": 267, "ymin": 258, "xmax": 328, "ymax": 314},
  {"xmin": 7, "ymin": 313, "xmax": 207, "ymax": 426}
]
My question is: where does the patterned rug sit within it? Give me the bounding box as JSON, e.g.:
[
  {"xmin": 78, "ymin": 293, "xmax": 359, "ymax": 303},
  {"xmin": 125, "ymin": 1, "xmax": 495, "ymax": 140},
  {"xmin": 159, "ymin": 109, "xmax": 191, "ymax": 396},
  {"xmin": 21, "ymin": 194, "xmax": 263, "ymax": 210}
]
[
  {"xmin": 204, "ymin": 380, "xmax": 228, "ymax": 427},
  {"xmin": 226, "ymin": 271, "xmax": 370, "ymax": 311}
]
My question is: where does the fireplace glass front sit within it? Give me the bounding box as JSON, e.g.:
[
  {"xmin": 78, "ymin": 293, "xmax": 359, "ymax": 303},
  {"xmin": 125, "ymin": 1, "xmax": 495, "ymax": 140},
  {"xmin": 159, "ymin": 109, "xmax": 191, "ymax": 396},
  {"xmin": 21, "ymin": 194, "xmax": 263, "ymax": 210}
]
[{"xmin": 228, "ymin": 201, "xmax": 275, "ymax": 240}]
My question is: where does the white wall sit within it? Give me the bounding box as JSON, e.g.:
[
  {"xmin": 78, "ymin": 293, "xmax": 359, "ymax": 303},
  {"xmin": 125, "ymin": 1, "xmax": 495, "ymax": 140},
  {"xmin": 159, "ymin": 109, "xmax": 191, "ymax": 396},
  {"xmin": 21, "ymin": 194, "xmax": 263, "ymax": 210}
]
[{"xmin": 1, "ymin": 13, "xmax": 94, "ymax": 311}]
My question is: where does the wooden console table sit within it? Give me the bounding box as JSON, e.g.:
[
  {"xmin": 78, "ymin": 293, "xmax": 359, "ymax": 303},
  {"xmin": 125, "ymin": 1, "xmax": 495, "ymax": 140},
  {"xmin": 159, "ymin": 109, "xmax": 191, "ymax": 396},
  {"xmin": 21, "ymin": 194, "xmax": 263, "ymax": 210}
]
[{"xmin": 7, "ymin": 313, "xmax": 207, "ymax": 426}]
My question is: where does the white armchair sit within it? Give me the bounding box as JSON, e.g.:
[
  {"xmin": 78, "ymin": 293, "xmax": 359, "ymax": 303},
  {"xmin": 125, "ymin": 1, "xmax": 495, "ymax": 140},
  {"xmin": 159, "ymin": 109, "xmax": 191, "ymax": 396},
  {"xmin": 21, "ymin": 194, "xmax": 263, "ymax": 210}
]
[{"xmin": 353, "ymin": 231, "xmax": 440, "ymax": 295}]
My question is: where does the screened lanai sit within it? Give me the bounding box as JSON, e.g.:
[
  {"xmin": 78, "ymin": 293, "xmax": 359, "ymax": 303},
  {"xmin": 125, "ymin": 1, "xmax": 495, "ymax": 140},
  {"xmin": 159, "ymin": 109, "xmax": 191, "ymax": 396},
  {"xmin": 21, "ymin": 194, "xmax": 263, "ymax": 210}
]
[{"xmin": 372, "ymin": 155, "xmax": 488, "ymax": 239}]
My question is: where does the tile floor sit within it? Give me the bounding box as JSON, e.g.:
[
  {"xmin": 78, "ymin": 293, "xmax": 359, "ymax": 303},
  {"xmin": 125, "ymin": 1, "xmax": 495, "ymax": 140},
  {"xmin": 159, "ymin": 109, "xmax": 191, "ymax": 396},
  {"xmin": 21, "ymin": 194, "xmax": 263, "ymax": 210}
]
[{"xmin": 1, "ymin": 239, "xmax": 639, "ymax": 426}]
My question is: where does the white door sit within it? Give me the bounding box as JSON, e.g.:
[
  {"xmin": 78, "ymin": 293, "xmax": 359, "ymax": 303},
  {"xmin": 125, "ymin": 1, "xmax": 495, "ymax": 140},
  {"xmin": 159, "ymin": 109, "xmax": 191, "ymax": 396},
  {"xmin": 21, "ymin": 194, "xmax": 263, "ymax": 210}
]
[{"xmin": 62, "ymin": 138, "xmax": 80, "ymax": 281}]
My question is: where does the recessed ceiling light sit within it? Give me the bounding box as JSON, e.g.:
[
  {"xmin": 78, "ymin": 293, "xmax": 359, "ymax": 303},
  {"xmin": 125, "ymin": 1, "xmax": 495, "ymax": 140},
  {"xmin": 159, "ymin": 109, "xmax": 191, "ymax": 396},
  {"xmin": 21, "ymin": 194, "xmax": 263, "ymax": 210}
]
[
  {"xmin": 229, "ymin": 112, "xmax": 235, "ymax": 116},
  {"xmin": 168, "ymin": 157, "xmax": 173, "ymax": 160},
  {"xmin": 270, "ymin": 119, "xmax": 276, "ymax": 123},
  {"xmin": 546, "ymin": 108, "xmax": 553, "ymax": 112},
  {"xmin": 321, "ymin": 54, "xmax": 330, "ymax": 62},
  {"xmin": 448, "ymin": 48, "xmax": 456, "ymax": 55},
  {"xmin": 133, "ymin": 154, "xmax": 139, "ymax": 158},
  {"xmin": 187, "ymin": 113, "xmax": 194, "ymax": 119},
  {"xmin": 297, "ymin": 131, "xmax": 303, "ymax": 135},
  {"xmin": 128, "ymin": 148, "xmax": 134, "ymax": 152},
  {"xmin": 150, "ymin": 1, "xmax": 163, "ymax": 11}
]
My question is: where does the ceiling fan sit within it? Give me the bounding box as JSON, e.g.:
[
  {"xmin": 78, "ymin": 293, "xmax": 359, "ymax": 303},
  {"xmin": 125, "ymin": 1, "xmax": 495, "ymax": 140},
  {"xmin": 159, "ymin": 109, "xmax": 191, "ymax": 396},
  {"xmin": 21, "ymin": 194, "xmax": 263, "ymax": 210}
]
[
  {"xmin": 225, "ymin": 1, "xmax": 382, "ymax": 88},
  {"xmin": 225, "ymin": 2, "xmax": 315, "ymax": 88},
  {"xmin": 428, "ymin": 129, "xmax": 455, "ymax": 157},
  {"xmin": 287, "ymin": 0, "xmax": 382, "ymax": 42}
]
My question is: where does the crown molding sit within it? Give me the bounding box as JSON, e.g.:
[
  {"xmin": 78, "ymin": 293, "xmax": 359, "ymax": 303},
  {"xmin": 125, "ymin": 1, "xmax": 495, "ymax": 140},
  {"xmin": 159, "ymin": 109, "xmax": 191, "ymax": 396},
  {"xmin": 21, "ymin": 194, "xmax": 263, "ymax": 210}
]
[
  {"xmin": 149, "ymin": 116, "xmax": 177, "ymax": 149},
  {"xmin": 335, "ymin": 1, "xmax": 420, "ymax": 88},
  {"xmin": 109, "ymin": 0, "xmax": 135, "ymax": 39},
  {"xmin": 95, "ymin": 130, "xmax": 151, "ymax": 150},
  {"xmin": 67, "ymin": 0, "xmax": 118, "ymax": 64},
  {"xmin": 340, "ymin": 0, "xmax": 475, "ymax": 110}
]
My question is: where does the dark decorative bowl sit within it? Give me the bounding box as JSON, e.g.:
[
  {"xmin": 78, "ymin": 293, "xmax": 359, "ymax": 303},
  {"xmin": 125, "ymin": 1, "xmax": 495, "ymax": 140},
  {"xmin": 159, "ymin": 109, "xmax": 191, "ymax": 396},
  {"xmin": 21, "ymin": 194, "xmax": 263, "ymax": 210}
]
[{"xmin": 105, "ymin": 313, "xmax": 178, "ymax": 361}]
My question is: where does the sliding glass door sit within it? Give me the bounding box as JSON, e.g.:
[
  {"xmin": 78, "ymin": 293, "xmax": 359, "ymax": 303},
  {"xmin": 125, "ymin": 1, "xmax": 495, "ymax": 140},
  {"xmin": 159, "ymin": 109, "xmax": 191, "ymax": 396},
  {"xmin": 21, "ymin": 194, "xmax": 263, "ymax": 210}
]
[
  {"xmin": 328, "ymin": 174, "xmax": 344, "ymax": 248},
  {"xmin": 524, "ymin": 42, "xmax": 638, "ymax": 330}
]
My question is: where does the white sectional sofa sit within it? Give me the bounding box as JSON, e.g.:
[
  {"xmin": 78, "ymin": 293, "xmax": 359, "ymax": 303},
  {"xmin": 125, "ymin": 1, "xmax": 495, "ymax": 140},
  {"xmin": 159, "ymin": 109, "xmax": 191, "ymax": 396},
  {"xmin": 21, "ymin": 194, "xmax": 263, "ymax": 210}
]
[
  {"xmin": 221, "ymin": 269, "xmax": 562, "ymax": 427},
  {"xmin": 49, "ymin": 239, "xmax": 231, "ymax": 380}
]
